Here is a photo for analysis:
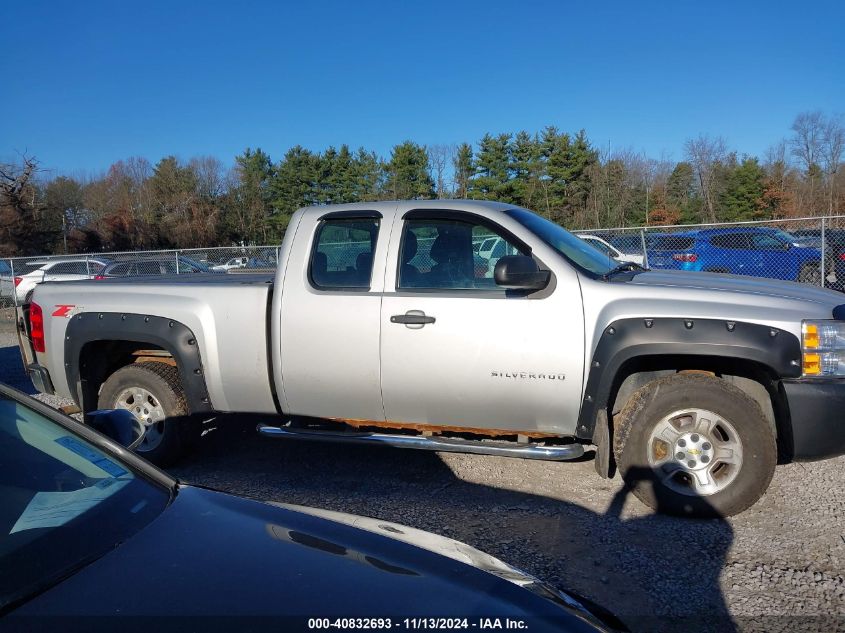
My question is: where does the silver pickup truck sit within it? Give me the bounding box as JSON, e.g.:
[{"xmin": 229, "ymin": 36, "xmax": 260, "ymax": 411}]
[{"xmin": 17, "ymin": 200, "xmax": 845, "ymax": 517}]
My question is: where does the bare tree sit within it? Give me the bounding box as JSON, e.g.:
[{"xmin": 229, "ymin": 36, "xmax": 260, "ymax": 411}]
[
  {"xmin": 0, "ymin": 155, "xmax": 42, "ymax": 255},
  {"xmin": 427, "ymin": 144, "xmax": 453, "ymax": 198},
  {"xmin": 822, "ymin": 115, "xmax": 845, "ymax": 214},
  {"xmin": 0, "ymin": 155, "xmax": 39, "ymax": 211},
  {"xmin": 790, "ymin": 111, "xmax": 825, "ymax": 172},
  {"xmin": 790, "ymin": 111, "xmax": 826, "ymax": 214},
  {"xmin": 684, "ymin": 134, "xmax": 727, "ymax": 222}
]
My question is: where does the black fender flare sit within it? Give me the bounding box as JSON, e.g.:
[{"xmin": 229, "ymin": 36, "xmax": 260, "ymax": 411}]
[
  {"xmin": 64, "ymin": 312, "xmax": 213, "ymax": 414},
  {"xmin": 575, "ymin": 317, "xmax": 803, "ymax": 440}
]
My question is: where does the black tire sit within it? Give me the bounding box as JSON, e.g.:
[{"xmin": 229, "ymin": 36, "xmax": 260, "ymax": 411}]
[
  {"xmin": 98, "ymin": 362, "xmax": 192, "ymax": 465},
  {"xmin": 614, "ymin": 373, "xmax": 776, "ymax": 518},
  {"xmin": 798, "ymin": 262, "xmax": 821, "ymax": 285}
]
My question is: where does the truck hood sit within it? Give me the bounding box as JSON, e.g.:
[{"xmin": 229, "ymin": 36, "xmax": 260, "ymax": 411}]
[{"xmin": 626, "ymin": 270, "xmax": 843, "ymax": 311}]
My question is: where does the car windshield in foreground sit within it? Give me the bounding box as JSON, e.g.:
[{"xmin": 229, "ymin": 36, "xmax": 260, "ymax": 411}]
[
  {"xmin": 0, "ymin": 395, "xmax": 170, "ymax": 614},
  {"xmin": 505, "ymin": 208, "xmax": 616, "ymax": 276}
]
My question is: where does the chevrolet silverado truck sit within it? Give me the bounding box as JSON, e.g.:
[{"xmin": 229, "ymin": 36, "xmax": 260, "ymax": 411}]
[{"xmin": 17, "ymin": 200, "xmax": 845, "ymax": 517}]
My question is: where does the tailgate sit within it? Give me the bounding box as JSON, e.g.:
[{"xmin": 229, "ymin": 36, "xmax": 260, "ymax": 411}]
[
  {"xmin": 15, "ymin": 303, "xmax": 36, "ymax": 368},
  {"xmin": 15, "ymin": 302, "xmax": 54, "ymax": 394}
]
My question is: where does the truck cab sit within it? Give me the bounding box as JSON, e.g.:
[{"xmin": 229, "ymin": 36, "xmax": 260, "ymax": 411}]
[{"xmin": 275, "ymin": 201, "xmax": 589, "ymax": 437}]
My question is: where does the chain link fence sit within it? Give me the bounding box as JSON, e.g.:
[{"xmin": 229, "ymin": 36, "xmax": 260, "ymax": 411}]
[
  {"xmin": 574, "ymin": 216, "xmax": 845, "ymax": 291},
  {"xmin": 3, "ymin": 216, "xmax": 844, "ymax": 322},
  {"xmin": 0, "ymin": 245, "xmax": 281, "ymax": 323}
]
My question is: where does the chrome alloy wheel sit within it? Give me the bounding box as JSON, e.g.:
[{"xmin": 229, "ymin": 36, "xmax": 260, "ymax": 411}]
[
  {"xmin": 113, "ymin": 387, "xmax": 167, "ymax": 452},
  {"xmin": 646, "ymin": 408, "xmax": 744, "ymax": 496}
]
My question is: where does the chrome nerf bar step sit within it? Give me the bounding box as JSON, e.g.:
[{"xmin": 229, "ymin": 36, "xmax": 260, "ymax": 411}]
[{"xmin": 256, "ymin": 424, "xmax": 584, "ymax": 461}]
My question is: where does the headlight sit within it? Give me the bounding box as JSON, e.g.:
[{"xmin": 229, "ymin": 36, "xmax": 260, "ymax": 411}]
[{"xmin": 802, "ymin": 320, "xmax": 845, "ymax": 376}]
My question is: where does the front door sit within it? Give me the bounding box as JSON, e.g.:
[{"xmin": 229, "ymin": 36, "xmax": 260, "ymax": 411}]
[{"xmin": 379, "ymin": 210, "xmax": 585, "ymax": 436}]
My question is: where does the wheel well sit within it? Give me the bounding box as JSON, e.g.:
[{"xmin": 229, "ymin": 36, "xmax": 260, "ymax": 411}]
[
  {"xmin": 608, "ymin": 355, "xmax": 788, "ymax": 457},
  {"xmin": 78, "ymin": 340, "xmax": 175, "ymax": 412}
]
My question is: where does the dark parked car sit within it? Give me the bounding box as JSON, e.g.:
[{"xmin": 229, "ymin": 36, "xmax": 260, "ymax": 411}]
[
  {"xmin": 789, "ymin": 228, "xmax": 845, "ymax": 291},
  {"xmin": 0, "ymin": 384, "xmax": 618, "ymax": 631},
  {"xmin": 646, "ymin": 227, "xmax": 822, "ymax": 283},
  {"xmin": 98, "ymin": 256, "xmax": 212, "ymax": 278}
]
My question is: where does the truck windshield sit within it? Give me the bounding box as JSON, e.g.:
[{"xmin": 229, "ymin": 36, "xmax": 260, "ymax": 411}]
[
  {"xmin": 0, "ymin": 396, "xmax": 170, "ymax": 614},
  {"xmin": 505, "ymin": 208, "xmax": 616, "ymax": 276}
]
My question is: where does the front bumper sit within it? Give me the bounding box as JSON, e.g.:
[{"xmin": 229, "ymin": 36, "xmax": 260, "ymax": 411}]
[{"xmin": 782, "ymin": 379, "xmax": 845, "ymax": 461}]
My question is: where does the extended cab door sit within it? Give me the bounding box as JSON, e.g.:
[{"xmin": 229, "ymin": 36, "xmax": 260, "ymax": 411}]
[
  {"xmin": 278, "ymin": 208, "xmax": 390, "ymax": 422},
  {"xmin": 379, "ymin": 207, "xmax": 585, "ymax": 436}
]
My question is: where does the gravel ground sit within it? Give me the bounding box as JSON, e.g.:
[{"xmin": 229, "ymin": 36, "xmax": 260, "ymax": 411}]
[{"xmin": 2, "ymin": 319, "xmax": 843, "ymax": 632}]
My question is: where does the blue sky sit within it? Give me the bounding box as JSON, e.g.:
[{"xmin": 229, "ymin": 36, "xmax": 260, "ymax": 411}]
[{"xmin": 2, "ymin": 0, "xmax": 843, "ymax": 175}]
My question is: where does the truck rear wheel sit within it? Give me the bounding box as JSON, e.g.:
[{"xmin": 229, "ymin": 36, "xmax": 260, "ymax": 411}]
[
  {"xmin": 614, "ymin": 373, "xmax": 776, "ymax": 518},
  {"xmin": 98, "ymin": 363, "xmax": 191, "ymax": 465}
]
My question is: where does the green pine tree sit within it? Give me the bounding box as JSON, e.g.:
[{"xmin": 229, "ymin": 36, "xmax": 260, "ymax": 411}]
[{"xmin": 384, "ymin": 141, "xmax": 434, "ymax": 199}]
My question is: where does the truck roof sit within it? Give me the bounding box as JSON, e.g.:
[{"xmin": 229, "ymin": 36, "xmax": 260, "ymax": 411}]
[{"xmin": 297, "ymin": 199, "xmax": 516, "ymax": 219}]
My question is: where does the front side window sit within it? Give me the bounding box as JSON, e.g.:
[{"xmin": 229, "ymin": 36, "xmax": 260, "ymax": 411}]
[
  {"xmin": 310, "ymin": 218, "xmax": 379, "ymax": 290},
  {"xmin": 398, "ymin": 219, "xmax": 524, "ymax": 290},
  {"xmin": 505, "ymin": 208, "xmax": 616, "ymax": 276},
  {"xmin": 0, "ymin": 395, "xmax": 169, "ymax": 611},
  {"xmin": 752, "ymin": 234, "xmax": 787, "ymax": 250}
]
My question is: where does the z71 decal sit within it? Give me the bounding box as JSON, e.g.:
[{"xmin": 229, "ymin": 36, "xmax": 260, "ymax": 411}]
[{"xmin": 52, "ymin": 305, "xmax": 78, "ymax": 318}]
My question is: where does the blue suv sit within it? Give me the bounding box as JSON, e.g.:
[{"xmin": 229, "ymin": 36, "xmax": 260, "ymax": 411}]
[{"xmin": 647, "ymin": 227, "xmax": 822, "ymax": 283}]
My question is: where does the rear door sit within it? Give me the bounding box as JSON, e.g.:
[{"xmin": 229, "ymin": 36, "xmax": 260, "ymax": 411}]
[
  {"xmin": 279, "ymin": 209, "xmax": 390, "ymax": 422},
  {"xmin": 378, "ymin": 208, "xmax": 585, "ymax": 435}
]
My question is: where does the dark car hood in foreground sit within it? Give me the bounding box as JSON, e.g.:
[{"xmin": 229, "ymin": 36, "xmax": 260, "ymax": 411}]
[{"xmin": 9, "ymin": 486, "xmax": 611, "ymax": 632}]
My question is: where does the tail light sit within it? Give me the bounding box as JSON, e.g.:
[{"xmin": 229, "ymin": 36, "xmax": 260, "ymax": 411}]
[
  {"xmin": 672, "ymin": 253, "xmax": 698, "ymax": 263},
  {"xmin": 30, "ymin": 302, "xmax": 45, "ymax": 353},
  {"xmin": 93, "ymin": 275, "xmax": 105, "ymax": 280},
  {"xmin": 838, "ymin": 253, "xmax": 845, "ymax": 261},
  {"xmin": 13, "ymin": 276, "xmax": 22, "ymax": 287}
]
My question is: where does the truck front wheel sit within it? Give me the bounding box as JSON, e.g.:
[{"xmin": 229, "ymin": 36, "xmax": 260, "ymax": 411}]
[
  {"xmin": 614, "ymin": 373, "xmax": 776, "ymax": 518},
  {"xmin": 98, "ymin": 363, "xmax": 191, "ymax": 465}
]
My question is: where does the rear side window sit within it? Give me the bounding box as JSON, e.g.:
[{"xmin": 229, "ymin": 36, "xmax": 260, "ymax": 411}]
[
  {"xmin": 310, "ymin": 218, "xmax": 379, "ymax": 290},
  {"xmin": 48, "ymin": 262, "xmax": 89, "ymax": 275},
  {"xmin": 709, "ymin": 234, "xmax": 752, "ymax": 250},
  {"xmin": 651, "ymin": 236, "xmax": 695, "ymax": 251},
  {"xmin": 18, "ymin": 263, "xmax": 45, "ymax": 275},
  {"xmin": 108, "ymin": 263, "xmax": 131, "ymax": 276}
]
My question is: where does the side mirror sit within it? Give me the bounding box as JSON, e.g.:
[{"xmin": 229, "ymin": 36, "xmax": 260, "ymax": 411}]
[
  {"xmin": 87, "ymin": 409, "xmax": 146, "ymax": 450},
  {"xmin": 494, "ymin": 255, "xmax": 550, "ymax": 290}
]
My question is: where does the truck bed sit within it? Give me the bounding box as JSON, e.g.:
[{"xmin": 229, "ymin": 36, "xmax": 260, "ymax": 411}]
[{"xmin": 31, "ymin": 273, "xmax": 278, "ymax": 415}]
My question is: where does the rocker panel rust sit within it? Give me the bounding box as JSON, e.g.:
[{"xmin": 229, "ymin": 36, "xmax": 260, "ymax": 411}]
[{"xmin": 328, "ymin": 417, "xmax": 563, "ymax": 439}]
